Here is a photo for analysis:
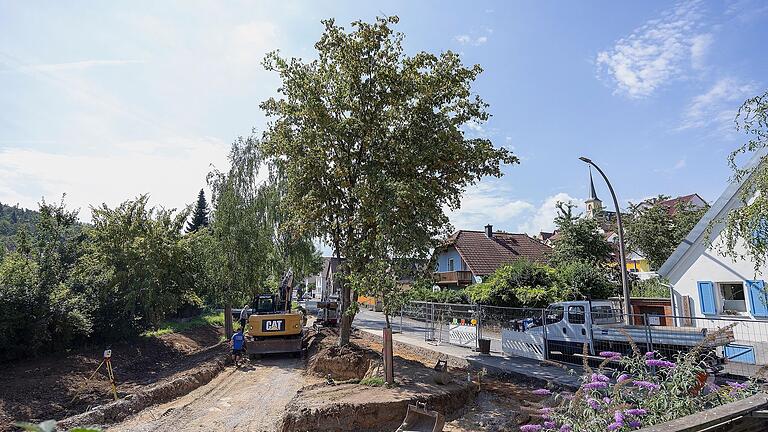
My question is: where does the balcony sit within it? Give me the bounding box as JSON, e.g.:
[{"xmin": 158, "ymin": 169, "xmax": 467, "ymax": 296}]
[{"xmin": 433, "ymin": 270, "xmax": 473, "ymax": 285}]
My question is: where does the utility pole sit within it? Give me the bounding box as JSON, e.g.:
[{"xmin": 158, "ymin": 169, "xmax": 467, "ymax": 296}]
[{"xmin": 579, "ymin": 157, "xmax": 631, "ymax": 325}]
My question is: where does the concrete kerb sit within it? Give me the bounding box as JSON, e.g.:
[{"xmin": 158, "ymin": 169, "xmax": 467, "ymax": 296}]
[{"xmin": 355, "ymin": 326, "xmax": 580, "ymax": 391}]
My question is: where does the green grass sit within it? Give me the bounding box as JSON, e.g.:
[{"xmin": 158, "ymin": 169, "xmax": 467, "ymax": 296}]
[
  {"xmin": 359, "ymin": 376, "xmax": 386, "ymax": 387},
  {"xmin": 141, "ymin": 312, "xmax": 225, "ymax": 338}
]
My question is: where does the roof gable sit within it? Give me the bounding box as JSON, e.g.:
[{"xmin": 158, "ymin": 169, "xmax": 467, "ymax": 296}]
[{"xmin": 658, "ymin": 149, "xmax": 767, "ymax": 282}]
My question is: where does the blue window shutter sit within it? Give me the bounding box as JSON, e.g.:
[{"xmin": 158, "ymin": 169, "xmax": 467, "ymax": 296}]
[
  {"xmin": 747, "ymin": 280, "xmax": 768, "ymax": 317},
  {"xmin": 697, "ymin": 281, "xmax": 716, "ymax": 315}
]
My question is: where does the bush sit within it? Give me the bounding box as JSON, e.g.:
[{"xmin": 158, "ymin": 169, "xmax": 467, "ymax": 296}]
[
  {"xmin": 556, "ymin": 260, "xmax": 617, "ymax": 300},
  {"xmin": 466, "ymin": 260, "xmax": 562, "ymax": 308},
  {"xmin": 521, "ymin": 325, "xmax": 757, "ymax": 431},
  {"xmin": 631, "ymin": 277, "xmax": 670, "ymax": 298}
]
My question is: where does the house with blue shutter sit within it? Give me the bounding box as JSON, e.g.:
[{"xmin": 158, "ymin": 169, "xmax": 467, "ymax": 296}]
[{"xmin": 658, "ymin": 148, "xmax": 768, "ymax": 366}]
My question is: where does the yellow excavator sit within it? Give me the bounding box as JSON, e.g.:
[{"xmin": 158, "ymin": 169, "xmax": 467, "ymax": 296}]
[{"xmin": 245, "ymin": 271, "xmax": 304, "ymax": 357}]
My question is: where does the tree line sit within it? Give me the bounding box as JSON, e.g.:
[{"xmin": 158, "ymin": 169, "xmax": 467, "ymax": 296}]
[{"xmin": 0, "ymin": 141, "xmax": 320, "ymax": 361}]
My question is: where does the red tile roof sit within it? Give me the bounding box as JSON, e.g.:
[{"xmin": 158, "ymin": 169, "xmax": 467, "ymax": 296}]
[
  {"xmin": 657, "ymin": 194, "xmax": 707, "ymax": 215},
  {"xmin": 444, "ymin": 230, "xmax": 552, "ymax": 276}
]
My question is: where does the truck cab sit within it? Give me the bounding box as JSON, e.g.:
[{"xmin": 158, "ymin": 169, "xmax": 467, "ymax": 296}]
[{"xmin": 543, "ymin": 300, "xmax": 621, "ymax": 358}]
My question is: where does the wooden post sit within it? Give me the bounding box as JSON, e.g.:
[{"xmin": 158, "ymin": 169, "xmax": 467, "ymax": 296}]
[
  {"xmin": 224, "ymin": 303, "xmax": 233, "ymax": 338},
  {"xmin": 383, "ymin": 327, "xmax": 394, "ymax": 384}
]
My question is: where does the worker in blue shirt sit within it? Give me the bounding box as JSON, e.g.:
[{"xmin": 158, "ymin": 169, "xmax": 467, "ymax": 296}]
[{"xmin": 231, "ymin": 329, "xmax": 246, "ymax": 364}]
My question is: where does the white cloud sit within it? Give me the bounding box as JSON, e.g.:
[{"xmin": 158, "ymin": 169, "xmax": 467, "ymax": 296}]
[
  {"xmin": 596, "ymin": 0, "xmax": 711, "ymax": 98},
  {"xmin": 690, "ymin": 33, "xmax": 713, "ymax": 69},
  {"xmin": 454, "ymin": 34, "xmax": 488, "ymax": 46},
  {"xmin": 225, "ymin": 21, "xmax": 279, "ymax": 69},
  {"xmin": 517, "ymin": 193, "xmax": 584, "ymax": 236},
  {"xmin": 0, "ymin": 137, "xmax": 230, "ymax": 220},
  {"xmin": 673, "ymin": 158, "xmax": 687, "ymax": 170},
  {"xmin": 679, "ymin": 77, "xmax": 757, "ymax": 131},
  {"xmin": 447, "ymin": 183, "xmax": 534, "ymax": 230}
]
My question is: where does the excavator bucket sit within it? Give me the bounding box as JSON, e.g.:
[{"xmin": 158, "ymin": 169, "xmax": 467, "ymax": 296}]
[{"xmin": 396, "ymin": 403, "xmax": 445, "ymax": 432}]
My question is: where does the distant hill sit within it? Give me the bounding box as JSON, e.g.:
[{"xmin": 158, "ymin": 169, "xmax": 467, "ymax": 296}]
[{"xmin": 0, "ymin": 202, "xmax": 39, "ymax": 252}]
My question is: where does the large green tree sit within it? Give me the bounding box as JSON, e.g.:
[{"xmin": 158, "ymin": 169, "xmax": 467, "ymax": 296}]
[
  {"xmin": 259, "ymin": 16, "xmax": 516, "ymax": 345},
  {"xmin": 720, "ymin": 91, "xmax": 768, "ymax": 269},
  {"xmin": 208, "ymin": 137, "xmax": 320, "ymax": 336},
  {"xmin": 625, "ymin": 195, "xmax": 708, "ymax": 269},
  {"xmin": 551, "ymin": 202, "xmax": 613, "ymax": 266},
  {"xmin": 74, "ymin": 196, "xmax": 193, "ymax": 339}
]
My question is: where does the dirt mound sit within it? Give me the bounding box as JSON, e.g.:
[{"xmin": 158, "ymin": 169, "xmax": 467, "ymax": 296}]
[
  {"xmin": 305, "ymin": 328, "xmax": 381, "ymax": 381},
  {"xmin": 279, "ymin": 377, "xmax": 475, "ymax": 431},
  {"xmin": 282, "ymin": 328, "xmax": 477, "ymax": 431},
  {"xmin": 0, "ymin": 324, "xmax": 223, "ymax": 431}
]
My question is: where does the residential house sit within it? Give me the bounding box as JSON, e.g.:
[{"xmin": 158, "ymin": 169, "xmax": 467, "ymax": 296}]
[
  {"xmin": 433, "ymin": 225, "xmax": 552, "ymax": 288},
  {"xmin": 658, "ymin": 148, "xmax": 768, "ymax": 365},
  {"xmin": 321, "ymin": 256, "xmax": 344, "ymax": 301}
]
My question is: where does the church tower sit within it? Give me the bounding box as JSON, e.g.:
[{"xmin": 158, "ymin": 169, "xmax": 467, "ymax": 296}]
[{"xmin": 585, "ymin": 169, "xmax": 603, "ymax": 219}]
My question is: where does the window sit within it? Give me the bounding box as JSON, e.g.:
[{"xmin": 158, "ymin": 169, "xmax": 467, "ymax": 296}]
[
  {"xmin": 591, "ymin": 305, "xmax": 621, "ymax": 324},
  {"xmin": 720, "ymin": 283, "xmax": 747, "ymax": 312},
  {"xmin": 546, "ymin": 305, "xmax": 564, "ymax": 324},
  {"xmin": 448, "ymin": 258, "xmax": 455, "ymax": 272},
  {"xmin": 568, "ymin": 306, "xmax": 585, "ymax": 324}
]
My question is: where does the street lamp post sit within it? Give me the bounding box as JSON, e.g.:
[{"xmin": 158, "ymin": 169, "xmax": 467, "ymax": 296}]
[{"xmin": 578, "ymin": 157, "xmax": 631, "ymax": 325}]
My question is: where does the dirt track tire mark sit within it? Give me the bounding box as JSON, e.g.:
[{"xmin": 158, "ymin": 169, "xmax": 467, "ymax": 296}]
[{"xmin": 109, "ymin": 358, "xmax": 310, "ymax": 432}]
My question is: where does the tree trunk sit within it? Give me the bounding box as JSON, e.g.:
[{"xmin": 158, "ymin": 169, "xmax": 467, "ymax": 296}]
[{"xmin": 224, "ymin": 303, "xmax": 233, "ymax": 339}]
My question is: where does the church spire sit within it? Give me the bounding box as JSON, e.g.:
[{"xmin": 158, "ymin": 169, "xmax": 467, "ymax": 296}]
[{"xmin": 588, "ymin": 167, "xmax": 598, "ymax": 201}]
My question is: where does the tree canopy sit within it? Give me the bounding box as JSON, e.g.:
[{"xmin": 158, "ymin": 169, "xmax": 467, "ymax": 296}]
[
  {"xmin": 625, "ymin": 195, "xmax": 707, "ymax": 269},
  {"xmin": 550, "ymin": 201, "xmax": 613, "ymax": 266},
  {"xmin": 259, "ymin": 16, "xmax": 516, "ymax": 344},
  {"xmin": 720, "ymin": 90, "xmax": 768, "ymax": 269}
]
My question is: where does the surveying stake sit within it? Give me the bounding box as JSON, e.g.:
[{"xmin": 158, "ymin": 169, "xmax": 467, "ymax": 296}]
[{"xmin": 86, "ymin": 349, "xmax": 118, "ymax": 401}]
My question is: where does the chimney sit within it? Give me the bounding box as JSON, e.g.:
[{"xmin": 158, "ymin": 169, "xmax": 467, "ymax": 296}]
[{"xmin": 485, "ymin": 224, "xmax": 493, "ymax": 238}]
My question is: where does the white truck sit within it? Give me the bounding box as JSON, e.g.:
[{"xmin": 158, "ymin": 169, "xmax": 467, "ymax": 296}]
[{"xmin": 502, "ymin": 300, "xmax": 733, "ymax": 367}]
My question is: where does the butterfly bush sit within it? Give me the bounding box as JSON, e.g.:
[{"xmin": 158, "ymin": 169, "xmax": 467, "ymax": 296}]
[{"xmin": 521, "ymin": 324, "xmax": 758, "ymax": 431}]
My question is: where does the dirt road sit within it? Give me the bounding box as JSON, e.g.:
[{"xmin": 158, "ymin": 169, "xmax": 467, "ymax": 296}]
[{"xmin": 109, "ymin": 358, "xmax": 313, "ymax": 432}]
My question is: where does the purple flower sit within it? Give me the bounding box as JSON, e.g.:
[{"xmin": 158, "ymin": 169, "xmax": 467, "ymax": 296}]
[
  {"xmin": 628, "ymin": 420, "xmax": 642, "ymax": 428},
  {"xmin": 705, "ymin": 383, "xmax": 720, "ymax": 393},
  {"xmin": 587, "ymin": 398, "xmax": 601, "ymax": 410},
  {"xmin": 617, "ymin": 373, "xmax": 631, "ymax": 382},
  {"xmin": 543, "ymin": 421, "xmax": 557, "ymax": 429},
  {"xmin": 603, "ymin": 397, "xmax": 612, "ymax": 404},
  {"xmin": 521, "ymin": 425, "xmax": 542, "ymax": 432},
  {"xmin": 614, "ymin": 411, "xmax": 625, "ymax": 423},
  {"xmin": 646, "ymin": 359, "xmax": 676, "ymax": 368},
  {"xmin": 645, "ymin": 351, "xmax": 655, "ymax": 359},
  {"xmin": 632, "ymin": 380, "xmax": 661, "ymax": 391},
  {"xmin": 599, "ymin": 351, "xmax": 622, "ymax": 359},
  {"xmin": 539, "ymin": 407, "xmax": 554, "ymax": 415},
  {"xmin": 625, "ymin": 408, "xmax": 647, "ymax": 416},
  {"xmin": 533, "ymin": 388, "xmax": 552, "ymax": 396},
  {"xmin": 560, "ymin": 426, "xmax": 572, "ymax": 432},
  {"xmin": 607, "ymin": 422, "xmax": 623, "ymax": 431},
  {"xmin": 583, "ymin": 381, "xmax": 609, "ymax": 390},
  {"xmin": 591, "ymin": 373, "xmax": 611, "ymax": 382},
  {"xmin": 727, "ymin": 381, "xmax": 748, "ymax": 390}
]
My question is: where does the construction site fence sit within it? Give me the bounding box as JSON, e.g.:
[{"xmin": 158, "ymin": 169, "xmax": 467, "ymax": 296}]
[{"xmin": 394, "ymin": 301, "xmax": 768, "ymax": 380}]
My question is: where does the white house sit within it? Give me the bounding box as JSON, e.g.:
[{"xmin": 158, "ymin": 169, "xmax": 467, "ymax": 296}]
[{"xmin": 658, "ymin": 149, "xmax": 768, "ymax": 366}]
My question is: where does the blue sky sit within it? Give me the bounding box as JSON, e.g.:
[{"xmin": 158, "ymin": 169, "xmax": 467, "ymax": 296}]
[{"xmin": 1, "ymin": 0, "xmax": 766, "ymax": 236}]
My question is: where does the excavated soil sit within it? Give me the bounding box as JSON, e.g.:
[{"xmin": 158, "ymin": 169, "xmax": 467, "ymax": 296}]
[
  {"xmin": 0, "ymin": 325, "xmax": 223, "ymax": 431},
  {"xmin": 280, "ymin": 328, "xmax": 477, "ymax": 432},
  {"xmin": 444, "ymin": 378, "xmax": 550, "ymax": 432}
]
